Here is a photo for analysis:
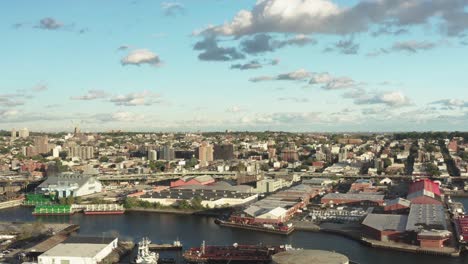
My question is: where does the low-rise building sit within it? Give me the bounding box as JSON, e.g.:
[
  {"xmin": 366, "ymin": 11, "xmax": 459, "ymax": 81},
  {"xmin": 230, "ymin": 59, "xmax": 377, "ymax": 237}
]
[
  {"xmin": 321, "ymin": 193, "xmax": 385, "ymax": 206},
  {"xmin": 38, "ymin": 236, "xmax": 118, "ymax": 264},
  {"xmin": 37, "ymin": 173, "xmax": 102, "ymax": 198}
]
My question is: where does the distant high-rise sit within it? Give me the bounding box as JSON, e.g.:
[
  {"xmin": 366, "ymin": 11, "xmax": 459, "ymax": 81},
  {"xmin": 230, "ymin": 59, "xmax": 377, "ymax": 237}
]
[
  {"xmin": 338, "ymin": 148, "xmax": 348, "ymax": 162},
  {"xmin": 11, "ymin": 128, "xmax": 17, "ymax": 141},
  {"xmin": 280, "ymin": 143, "xmax": 299, "ymax": 162},
  {"xmin": 197, "ymin": 142, "xmax": 213, "ymax": 167},
  {"xmin": 160, "ymin": 144, "xmax": 175, "ymax": 161},
  {"xmin": 18, "ymin": 128, "xmax": 29, "ymax": 139},
  {"xmin": 68, "ymin": 146, "xmax": 94, "ymax": 160},
  {"xmin": 213, "ymin": 144, "xmax": 234, "ymax": 160},
  {"xmin": 148, "ymin": 150, "xmax": 158, "ymax": 161},
  {"xmin": 34, "ymin": 136, "xmax": 49, "ymax": 154}
]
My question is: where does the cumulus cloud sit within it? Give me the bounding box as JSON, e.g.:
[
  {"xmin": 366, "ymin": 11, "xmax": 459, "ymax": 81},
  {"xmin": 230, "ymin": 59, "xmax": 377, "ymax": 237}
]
[
  {"xmin": 0, "ymin": 109, "xmax": 19, "ymax": 119},
  {"xmin": 37, "ymin": 17, "xmax": 63, "ymax": 30},
  {"xmin": 354, "ymin": 91, "xmax": 412, "ymax": 107},
  {"xmin": 0, "ymin": 95, "xmax": 25, "ymax": 108},
  {"xmin": 240, "ymin": 34, "xmax": 317, "ymax": 54},
  {"xmin": 200, "ymin": 0, "xmax": 468, "ymax": 37},
  {"xmin": 193, "ymin": 37, "xmax": 245, "ymax": 61},
  {"xmin": 161, "ymin": 2, "xmax": 185, "ymax": 16},
  {"xmin": 110, "ymin": 90, "xmax": 162, "ymax": 106},
  {"xmin": 430, "ymin": 99, "xmax": 468, "ymax": 109},
  {"xmin": 121, "ymin": 49, "xmax": 161, "ymax": 66},
  {"xmin": 70, "ymin": 89, "xmax": 109, "ymax": 100}
]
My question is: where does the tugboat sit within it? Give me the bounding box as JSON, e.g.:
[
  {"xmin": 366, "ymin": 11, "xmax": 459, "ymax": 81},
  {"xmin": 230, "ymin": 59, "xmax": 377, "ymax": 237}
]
[{"xmin": 134, "ymin": 238, "xmax": 159, "ymax": 264}]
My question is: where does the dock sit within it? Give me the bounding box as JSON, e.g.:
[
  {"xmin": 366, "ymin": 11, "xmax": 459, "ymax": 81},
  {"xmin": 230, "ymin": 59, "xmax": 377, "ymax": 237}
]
[{"xmin": 148, "ymin": 243, "xmax": 183, "ymax": 251}]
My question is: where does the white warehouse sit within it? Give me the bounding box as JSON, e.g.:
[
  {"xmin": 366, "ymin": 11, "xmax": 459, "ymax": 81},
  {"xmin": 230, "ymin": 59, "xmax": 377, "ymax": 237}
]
[{"xmin": 38, "ymin": 237, "xmax": 118, "ymax": 264}]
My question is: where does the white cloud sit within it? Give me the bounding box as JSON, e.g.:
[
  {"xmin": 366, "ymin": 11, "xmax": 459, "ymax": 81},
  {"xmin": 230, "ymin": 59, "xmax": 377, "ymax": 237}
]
[
  {"xmin": 110, "ymin": 90, "xmax": 162, "ymax": 106},
  {"xmin": 121, "ymin": 49, "xmax": 161, "ymax": 66},
  {"xmin": 355, "ymin": 91, "xmax": 412, "ymax": 107}
]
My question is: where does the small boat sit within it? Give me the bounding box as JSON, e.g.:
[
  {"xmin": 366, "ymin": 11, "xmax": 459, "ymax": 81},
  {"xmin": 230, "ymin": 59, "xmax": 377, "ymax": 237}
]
[{"xmin": 134, "ymin": 238, "xmax": 158, "ymax": 264}]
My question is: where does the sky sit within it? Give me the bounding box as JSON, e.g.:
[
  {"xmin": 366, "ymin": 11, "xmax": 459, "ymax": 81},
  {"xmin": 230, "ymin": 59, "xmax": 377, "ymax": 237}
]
[{"xmin": 1, "ymin": 0, "xmax": 468, "ymax": 132}]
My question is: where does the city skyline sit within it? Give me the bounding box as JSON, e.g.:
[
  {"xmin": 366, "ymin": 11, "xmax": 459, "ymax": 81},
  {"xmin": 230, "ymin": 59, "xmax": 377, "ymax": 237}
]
[{"xmin": 1, "ymin": 0, "xmax": 468, "ymax": 132}]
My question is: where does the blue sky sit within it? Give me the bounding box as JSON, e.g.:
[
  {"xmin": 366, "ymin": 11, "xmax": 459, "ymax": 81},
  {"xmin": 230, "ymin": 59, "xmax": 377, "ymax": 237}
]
[{"xmin": 1, "ymin": 0, "xmax": 468, "ymax": 132}]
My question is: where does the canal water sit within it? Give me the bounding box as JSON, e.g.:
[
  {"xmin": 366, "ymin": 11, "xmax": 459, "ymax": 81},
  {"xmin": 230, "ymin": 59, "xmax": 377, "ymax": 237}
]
[{"xmin": 2, "ymin": 201, "xmax": 468, "ymax": 264}]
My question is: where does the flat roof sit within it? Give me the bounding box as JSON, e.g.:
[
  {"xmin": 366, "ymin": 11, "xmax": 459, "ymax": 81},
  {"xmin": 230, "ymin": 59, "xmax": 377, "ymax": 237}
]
[
  {"xmin": 322, "ymin": 193, "xmax": 384, "ymax": 201},
  {"xmin": 40, "ymin": 242, "xmax": 113, "ymax": 258}
]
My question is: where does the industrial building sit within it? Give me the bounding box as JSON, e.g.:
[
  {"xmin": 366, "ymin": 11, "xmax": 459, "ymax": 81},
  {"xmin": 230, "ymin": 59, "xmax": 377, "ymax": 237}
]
[
  {"xmin": 407, "ymin": 179, "xmax": 443, "ymax": 205},
  {"xmin": 231, "ymin": 184, "xmax": 316, "ymax": 224},
  {"xmin": 38, "ymin": 236, "xmax": 118, "ymax": 264},
  {"xmin": 37, "ymin": 173, "xmax": 103, "ymax": 198},
  {"xmin": 170, "ymin": 175, "xmax": 215, "ymax": 188},
  {"xmin": 384, "ymin": 198, "xmax": 411, "ymax": 213},
  {"xmin": 139, "ymin": 182, "xmax": 257, "ymax": 208},
  {"xmin": 321, "ymin": 193, "xmax": 385, "ymax": 206},
  {"xmin": 362, "ymin": 214, "xmax": 408, "ymax": 242}
]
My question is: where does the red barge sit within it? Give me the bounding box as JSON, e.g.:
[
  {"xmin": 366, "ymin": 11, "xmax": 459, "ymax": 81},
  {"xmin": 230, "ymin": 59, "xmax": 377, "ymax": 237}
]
[{"xmin": 183, "ymin": 241, "xmax": 288, "ymax": 264}]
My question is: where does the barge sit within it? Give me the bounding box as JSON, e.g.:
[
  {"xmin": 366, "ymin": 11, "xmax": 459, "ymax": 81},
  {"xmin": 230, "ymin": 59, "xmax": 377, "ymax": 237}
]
[{"xmin": 183, "ymin": 241, "xmax": 288, "ymax": 263}]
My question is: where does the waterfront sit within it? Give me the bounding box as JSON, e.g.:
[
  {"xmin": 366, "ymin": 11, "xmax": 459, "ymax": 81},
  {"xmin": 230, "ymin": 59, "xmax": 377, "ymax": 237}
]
[{"xmin": 1, "ymin": 202, "xmax": 468, "ymax": 264}]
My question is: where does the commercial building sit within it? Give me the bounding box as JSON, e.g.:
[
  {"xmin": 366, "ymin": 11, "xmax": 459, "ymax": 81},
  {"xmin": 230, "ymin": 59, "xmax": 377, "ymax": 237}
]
[
  {"xmin": 256, "ymin": 178, "xmax": 290, "ymax": 193},
  {"xmin": 197, "ymin": 142, "xmax": 214, "ymax": 167},
  {"xmin": 321, "ymin": 193, "xmax": 385, "ymax": 206},
  {"xmin": 214, "ymin": 144, "xmax": 234, "ymax": 160},
  {"xmin": 159, "ymin": 144, "xmax": 175, "ymax": 161},
  {"xmin": 38, "ymin": 236, "xmax": 118, "ymax": 264},
  {"xmin": 37, "ymin": 173, "xmax": 103, "ymax": 198},
  {"xmin": 406, "ymin": 204, "xmax": 450, "ymax": 248},
  {"xmin": 148, "ymin": 150, "xmax": 158, "ymax": 161}
]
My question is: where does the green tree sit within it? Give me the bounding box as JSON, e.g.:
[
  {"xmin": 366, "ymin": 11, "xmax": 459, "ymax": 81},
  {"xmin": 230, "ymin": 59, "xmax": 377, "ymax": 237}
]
[
  {"xmin": 115, "ymin": 157, "xmax": 125, "ymax": 163},
  {"xmin": 99, "ymin": 156, "xmax": 109, "ymax": 162},
  {"xmin": 424, "ymin": 163, "xmax": 441, "ymax": 177},
  {"xmin": 123, "ymin": 197, "xmax": 138, "ymax": 209}
]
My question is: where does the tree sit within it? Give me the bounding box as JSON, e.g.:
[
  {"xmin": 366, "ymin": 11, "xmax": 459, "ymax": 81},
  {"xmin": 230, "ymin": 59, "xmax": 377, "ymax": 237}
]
[
  {"xmin": 115, "ymin": 157, "xmax": 125, "ymax": 163},
  {"xmin": 184, "ymin": 157, "xmax": 198, "ymax": 169},
  {"xmin": 149, "ymin": 161, "xmax": 166, "ymax": 172},
  {"xmin": 99, "ymin": 156, "xmax": 109, "ymax": 162},
  {"xmin": 383, "ymin": 158, "xmax": 392, "ymax": 168},
  {"xmin": 124, "ymin": 197, "xmax": 138, "ymax": 209},
  {"xmin": 424, "ymin": 163, "xmax": 441, "ymax": 177}
]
